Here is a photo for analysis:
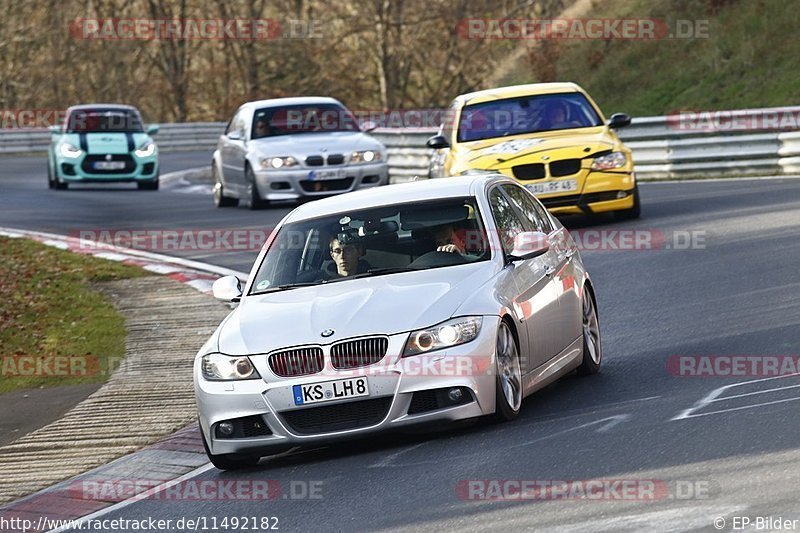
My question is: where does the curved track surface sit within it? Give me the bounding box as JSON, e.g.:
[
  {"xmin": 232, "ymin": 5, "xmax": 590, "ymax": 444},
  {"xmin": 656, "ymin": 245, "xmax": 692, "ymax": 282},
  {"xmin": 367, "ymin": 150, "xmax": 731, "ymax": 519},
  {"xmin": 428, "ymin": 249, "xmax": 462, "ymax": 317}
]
[{"xmin": 3, "ymin": 154, "xmax": 800, "ymax": 531}]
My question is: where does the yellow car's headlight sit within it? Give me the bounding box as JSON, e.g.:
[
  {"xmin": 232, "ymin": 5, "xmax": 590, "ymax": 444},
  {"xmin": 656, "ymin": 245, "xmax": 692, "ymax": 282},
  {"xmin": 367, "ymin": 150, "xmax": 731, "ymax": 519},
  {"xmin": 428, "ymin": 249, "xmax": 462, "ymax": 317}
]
[{"xmin": 591, "ymin": 151, "xmax": 628, "ymax": 170}]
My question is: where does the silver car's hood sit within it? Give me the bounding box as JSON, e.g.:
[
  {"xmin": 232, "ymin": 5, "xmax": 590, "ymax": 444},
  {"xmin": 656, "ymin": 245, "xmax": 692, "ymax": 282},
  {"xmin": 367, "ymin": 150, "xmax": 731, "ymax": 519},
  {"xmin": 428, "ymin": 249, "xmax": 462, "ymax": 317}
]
[
  {"xmin": 249, "ymin": 131, "xmax": 384, "ymax": 157},
  {"xmin": 217, "ymin": 262, "xmax": 495, "ymax": 355}
]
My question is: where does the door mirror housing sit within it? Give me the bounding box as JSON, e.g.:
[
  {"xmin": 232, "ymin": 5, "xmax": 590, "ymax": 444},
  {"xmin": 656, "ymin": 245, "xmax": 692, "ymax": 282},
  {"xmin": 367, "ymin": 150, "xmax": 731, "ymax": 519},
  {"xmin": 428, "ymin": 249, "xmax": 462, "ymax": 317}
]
[
  {"xmin": 212, "ymin": 276, "xmax": 243, "ymax": 302},
  {"xmin": 608, "ymin": 113, "xmax": 631, "ymax": 129},
  {"xmin": 227, "ymin": 129, "xmax": 244, "ymax": 141},
  {"xmin": 147, "ymin": 124, "xmax": 160, "ymax": 135},
  {"xmin": 426, "ymin": 135, "xmax": 450, "ymax": 150},
  {"xmin": 361, "ymin": 120, "xmax": 378, "ymax": 132},
  {"xmin": 508, "ymin": 231, "xmax": 550, "ymax": 261},
  {"xmin": 48, "ymin": 125, "xmax": 62, "ymax": 134}
]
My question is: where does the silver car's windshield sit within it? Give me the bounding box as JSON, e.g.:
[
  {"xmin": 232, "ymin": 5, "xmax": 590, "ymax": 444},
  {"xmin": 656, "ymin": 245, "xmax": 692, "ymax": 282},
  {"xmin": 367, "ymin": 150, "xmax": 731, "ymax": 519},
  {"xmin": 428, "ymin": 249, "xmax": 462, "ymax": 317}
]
[
  {"xmin": 457, "ymin": 92, "xmax": 602, "ymax": 142},
  {"xmin": 249, "ymin": 197, "xmax": 490, "ymax": 294},
  {"xmin": 252, "ymin": 103, "xmax": 361, "ymax": 138}
]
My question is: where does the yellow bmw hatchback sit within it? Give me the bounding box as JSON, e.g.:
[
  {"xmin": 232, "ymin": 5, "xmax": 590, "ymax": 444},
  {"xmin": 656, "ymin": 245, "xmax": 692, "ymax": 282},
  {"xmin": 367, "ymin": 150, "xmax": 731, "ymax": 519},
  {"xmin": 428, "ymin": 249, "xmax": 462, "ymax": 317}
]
[{"xmin": 427, "ymin": 82, "xmax": 639, "ymax": 218}]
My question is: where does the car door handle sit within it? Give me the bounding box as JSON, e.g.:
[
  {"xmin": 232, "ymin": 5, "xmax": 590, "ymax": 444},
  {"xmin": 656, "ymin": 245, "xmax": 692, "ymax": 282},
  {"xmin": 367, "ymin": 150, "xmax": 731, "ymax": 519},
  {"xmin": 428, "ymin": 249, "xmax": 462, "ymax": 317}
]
[{"xmin": 545, "ymin": 265, "xmax": 555, "ymax": 277}]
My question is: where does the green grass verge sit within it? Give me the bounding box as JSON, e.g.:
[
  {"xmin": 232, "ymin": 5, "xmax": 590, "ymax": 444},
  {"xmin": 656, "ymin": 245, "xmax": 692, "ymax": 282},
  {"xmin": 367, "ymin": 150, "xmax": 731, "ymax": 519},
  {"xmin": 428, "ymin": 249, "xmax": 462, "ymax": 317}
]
[
  {"xmin": 0, "ymin": 236, "xmax": 147, "ymax": 394},
  {"xmin": 496, "ymin": 0, "xmax": 800, "ymax": 116}
]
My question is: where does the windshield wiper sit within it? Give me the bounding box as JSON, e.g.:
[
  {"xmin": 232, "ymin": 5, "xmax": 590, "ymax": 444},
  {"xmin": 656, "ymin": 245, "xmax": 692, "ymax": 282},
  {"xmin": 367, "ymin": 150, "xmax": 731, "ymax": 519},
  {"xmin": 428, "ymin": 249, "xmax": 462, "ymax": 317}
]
[
  {"xmin": 352, "ymin": 267, "xmax": 420, "ymax": 279},
  {"xmin": 251, "ymin": 281, "xmax": 325, "ymax": 295}
]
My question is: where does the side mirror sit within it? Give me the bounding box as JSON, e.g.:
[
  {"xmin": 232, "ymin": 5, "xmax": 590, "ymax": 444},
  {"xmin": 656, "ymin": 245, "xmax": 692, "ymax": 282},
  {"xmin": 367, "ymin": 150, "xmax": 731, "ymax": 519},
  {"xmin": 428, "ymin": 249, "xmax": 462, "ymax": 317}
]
[
  {"xmin": 212, "ymin": 275, "xmax": 243, "ymax": 302},
  {"xmin": 608, "ymin": 113, "xmax": 631, "ymax": 129},
  {"xmin": 227, "ymin": 130, "xmax": 243, "ymax": 141},
  {"xmin": 48, "ymin": 125, "xmax": 62, "ymax": 134},
  {"xmin": 147, "ymin": 124, "xmax": 160, "ymax": 135},
  {"xmin": 361, "ymin": 120, "xmax": 378, "ymax": 132},
  {"xmin": 426, "ymin": 135, "xmax": 450, "ymax": 150},
  {"xmin": 508, "ymin": 231, "xmax": 550, "ymax": 261}
]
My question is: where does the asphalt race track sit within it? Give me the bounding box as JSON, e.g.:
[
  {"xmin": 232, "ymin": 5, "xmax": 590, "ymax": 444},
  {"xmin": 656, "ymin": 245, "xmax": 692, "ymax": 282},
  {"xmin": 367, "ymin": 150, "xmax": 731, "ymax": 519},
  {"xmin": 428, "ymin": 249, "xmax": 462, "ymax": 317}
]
[{"xmin": 3, "ymin": 154, "xmax": 800, "ymax": 531}]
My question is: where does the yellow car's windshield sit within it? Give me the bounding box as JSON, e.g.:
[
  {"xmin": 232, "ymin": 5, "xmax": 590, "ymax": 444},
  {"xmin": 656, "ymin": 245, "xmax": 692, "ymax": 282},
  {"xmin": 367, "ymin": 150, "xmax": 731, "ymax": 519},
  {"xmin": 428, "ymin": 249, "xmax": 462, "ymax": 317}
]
[{"xmin": 457, "ymin": 92, "xmax": 602, "ymax": 143}]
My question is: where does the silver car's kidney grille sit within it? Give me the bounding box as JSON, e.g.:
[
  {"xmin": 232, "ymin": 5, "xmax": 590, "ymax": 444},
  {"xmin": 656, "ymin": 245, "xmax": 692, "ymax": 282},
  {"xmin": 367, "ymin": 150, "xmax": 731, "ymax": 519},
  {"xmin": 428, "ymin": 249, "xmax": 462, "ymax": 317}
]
[
  {"xmin": 269, "ymin": 347, "xmax": 324, "ymax": 377},
  {"xmin": 330, "ymin": 337, "xmax": 389, "ymax": 369}
]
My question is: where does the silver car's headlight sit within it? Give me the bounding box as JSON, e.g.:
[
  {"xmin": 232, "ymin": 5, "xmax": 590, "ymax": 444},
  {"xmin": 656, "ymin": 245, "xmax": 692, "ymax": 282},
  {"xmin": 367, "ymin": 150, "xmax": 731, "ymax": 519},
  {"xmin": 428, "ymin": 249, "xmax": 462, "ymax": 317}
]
[
  {"xmin": 260, "ymin": 156, "xmax": 297, "ymax": 169},
  {"xmin": 591, "ymin": 151, "xmax": 628, "ymax": 170},
  {"xmin": 201, "ymin": 353, "xmax": 261, "ymax": 381},
  {"xmin": 350, "ymin": 150, "xmax": 381, "ymax": 164},
  {"xmin": 403, "ymin": 317, "xmax": 483, "ymax": 357},
  {"xmin": 60, "ymin": 143, "xmax": 82, "ymax": 158},
  {"xmin": 134, "ymin": 141, "xmax": 156, "ymax": 157}
]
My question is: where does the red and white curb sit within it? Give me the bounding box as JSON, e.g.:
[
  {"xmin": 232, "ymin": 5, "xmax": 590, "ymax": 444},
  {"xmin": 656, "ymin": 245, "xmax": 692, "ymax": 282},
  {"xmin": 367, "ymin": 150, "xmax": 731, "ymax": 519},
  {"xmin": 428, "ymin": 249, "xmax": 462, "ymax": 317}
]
[{"xmin": 0, "ymin": 227, "xmax": 248, "ymax": 293}]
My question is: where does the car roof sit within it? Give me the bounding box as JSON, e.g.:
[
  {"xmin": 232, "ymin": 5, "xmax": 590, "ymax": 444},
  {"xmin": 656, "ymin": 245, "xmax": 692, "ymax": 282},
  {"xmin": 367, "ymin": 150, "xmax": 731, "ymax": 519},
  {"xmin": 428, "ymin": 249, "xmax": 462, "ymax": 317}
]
[
  {"xmin": 241, "ymin": 96, "xmax": 343, "ymax": 110},
  {"xmin": 284, "ymin": 175, "xmax": 507, "ymax": 223},
  {"xmin": 457, "ymin": 82, "xmax": 583, "ymax": 106},
  {"xmin": 67, "ymin": 104, "xmax": 140, "ymax": 113}
]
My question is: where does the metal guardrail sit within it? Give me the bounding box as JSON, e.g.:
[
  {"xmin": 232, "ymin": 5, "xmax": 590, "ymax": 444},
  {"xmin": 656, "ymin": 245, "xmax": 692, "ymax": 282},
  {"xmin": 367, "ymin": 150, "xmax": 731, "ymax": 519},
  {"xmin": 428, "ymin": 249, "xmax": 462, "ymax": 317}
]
[{"xmin": 4, "ymin": 106, "xmax": 800, "ymax": 180}]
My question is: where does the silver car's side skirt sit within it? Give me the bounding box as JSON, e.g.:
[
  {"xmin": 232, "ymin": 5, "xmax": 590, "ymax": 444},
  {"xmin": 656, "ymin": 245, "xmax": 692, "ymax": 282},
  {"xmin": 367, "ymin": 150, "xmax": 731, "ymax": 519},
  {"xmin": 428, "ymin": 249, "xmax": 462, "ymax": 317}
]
[{"xmin": 522, "ymin": 337, "xmax": 583, "ymax": 397}]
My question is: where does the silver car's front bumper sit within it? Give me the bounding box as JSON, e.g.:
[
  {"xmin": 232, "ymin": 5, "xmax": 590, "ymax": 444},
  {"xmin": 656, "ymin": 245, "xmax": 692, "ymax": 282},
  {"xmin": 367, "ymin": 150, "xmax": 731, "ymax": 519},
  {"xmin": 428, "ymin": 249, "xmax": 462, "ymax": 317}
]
[
  {"xmin": 253, "ymin": 162, "xmax": 389, "ymax": 201},
  {"xmin": 195, "ymin": 317, "xmax": 499, "ymax": 457}
]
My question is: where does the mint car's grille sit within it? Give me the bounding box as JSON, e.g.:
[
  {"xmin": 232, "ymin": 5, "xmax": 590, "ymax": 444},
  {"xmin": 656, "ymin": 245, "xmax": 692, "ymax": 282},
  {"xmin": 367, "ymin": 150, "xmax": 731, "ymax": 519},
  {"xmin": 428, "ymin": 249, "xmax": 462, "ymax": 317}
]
[
  {"xmin": 269, "ymin": 347, "xmax": 324, "ymax": 377},
  {"xmin": 330, "ymin": 337, "xmax": 388, "ymax": 369},
  {"xmin": 280, "ymin": 397, "xmax": 392, "ymax": 435},
  {"xmin": 81, "ymin": 154, "xmax": 136, "ymax": 174},
  {"xmin": 549, "ymin": 158, "xmax": 582, "ymax": 177}
]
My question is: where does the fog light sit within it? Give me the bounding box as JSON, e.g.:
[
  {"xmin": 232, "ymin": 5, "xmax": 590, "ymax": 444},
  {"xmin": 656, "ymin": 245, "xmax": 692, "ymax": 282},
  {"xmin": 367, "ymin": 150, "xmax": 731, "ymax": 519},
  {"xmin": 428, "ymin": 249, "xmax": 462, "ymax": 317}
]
[
  {"xmin": 616, "ymin": 191, "xmax": 628, "ymax": 199},
  {"xmin": 448, "ymin": 388, "xmax": 463, "ymax": 402},
  {"xmin": 218, "ymin": 421, "xmax": 234, "ymax": 436}
]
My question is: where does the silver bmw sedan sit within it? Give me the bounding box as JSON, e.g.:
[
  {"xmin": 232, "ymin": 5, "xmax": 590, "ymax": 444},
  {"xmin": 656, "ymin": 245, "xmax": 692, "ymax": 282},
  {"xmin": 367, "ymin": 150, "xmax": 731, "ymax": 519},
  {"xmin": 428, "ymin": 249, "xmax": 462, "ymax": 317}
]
[{"xmin": 195, "ymin": 174, "xmax": 602, "ymax": 469}]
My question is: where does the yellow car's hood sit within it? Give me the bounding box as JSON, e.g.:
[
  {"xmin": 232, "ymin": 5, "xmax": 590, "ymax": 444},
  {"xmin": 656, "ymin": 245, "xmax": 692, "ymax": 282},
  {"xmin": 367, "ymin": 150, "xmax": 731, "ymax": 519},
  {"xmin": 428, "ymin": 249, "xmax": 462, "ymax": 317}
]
[{"xmin": 459, "ymin": 126, "xmax": 617, "ymax": 170}]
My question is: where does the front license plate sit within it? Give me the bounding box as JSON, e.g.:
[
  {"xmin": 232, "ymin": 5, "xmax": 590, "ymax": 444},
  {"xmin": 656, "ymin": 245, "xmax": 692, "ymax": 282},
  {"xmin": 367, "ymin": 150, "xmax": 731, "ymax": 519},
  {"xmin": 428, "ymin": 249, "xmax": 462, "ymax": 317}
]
[
  {"xmin": 308, "ymin": 169, "xmax": 346, "ymax": 181},
  {"xmin": 526, "ymin": 179, "xmax": 578, "ymax": 195},
  {"xmin": 93, "ymin": 161, "xmax": 126, "ymax": 170},
  {"xmin": 293, "ymin": 377, "xmax": 369, "ymax": 405}
]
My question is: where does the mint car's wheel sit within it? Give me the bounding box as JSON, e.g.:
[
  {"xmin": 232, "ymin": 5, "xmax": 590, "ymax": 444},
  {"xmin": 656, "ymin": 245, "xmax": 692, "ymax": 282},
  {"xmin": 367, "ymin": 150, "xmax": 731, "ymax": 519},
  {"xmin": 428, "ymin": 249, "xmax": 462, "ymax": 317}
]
[
  {"xmin": 494, "ymin": 320, "xmax": 522, "ymax": 422},
  {"xmin": 137, "ymin": 176, "xmax": 159, "ymax": 190},
  {"xmin": 47, "ymin": 162, "xmax": 54, "ymax": 189},
  {"xmin": 577, "ymin": 289, "xmax": 602, "ymax": 375},
  {"xmin": 246, "ymin": 165, "xmax": 269, "ymax": 210},
  {"xmin": 54, "ymin": 170, "xmax": 68, "ymax": 190},
  {"xmin": 200, "ymin": 423, "xmax": 260, "ymax": 471},
  {"xmin": 615, "ymin": 185, "xmax": 641, "ymax": 220},
  {"xmin": 213, "ymin": 166, "xmax": 238, "ymax": 207}
]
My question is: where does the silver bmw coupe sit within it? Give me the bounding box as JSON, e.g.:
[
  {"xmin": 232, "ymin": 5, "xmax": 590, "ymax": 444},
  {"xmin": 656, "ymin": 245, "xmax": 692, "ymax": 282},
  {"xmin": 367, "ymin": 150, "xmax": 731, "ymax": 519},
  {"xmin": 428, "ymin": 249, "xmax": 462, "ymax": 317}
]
[
  {"xmin": 212, "ymin": 96, "xmax": 388, "ymax": 209},
  {"xmin": 195, "ymin": 174, "xmax": 602, "ymax": 469}
]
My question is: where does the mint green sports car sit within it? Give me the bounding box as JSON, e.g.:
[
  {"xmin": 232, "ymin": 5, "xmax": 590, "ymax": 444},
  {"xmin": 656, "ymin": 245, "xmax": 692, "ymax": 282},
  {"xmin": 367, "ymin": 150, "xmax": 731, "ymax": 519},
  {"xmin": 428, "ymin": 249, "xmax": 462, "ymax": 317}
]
[{"xmin": 47, "ymin": 104, "xmax": 160, "ymax": 190}]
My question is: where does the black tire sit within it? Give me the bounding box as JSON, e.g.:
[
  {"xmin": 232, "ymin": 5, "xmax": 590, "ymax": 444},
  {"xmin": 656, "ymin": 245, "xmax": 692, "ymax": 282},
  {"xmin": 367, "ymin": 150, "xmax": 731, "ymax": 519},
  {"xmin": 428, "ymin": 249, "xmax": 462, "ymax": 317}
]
[
  {"xmin": 200, "ymin": 424, "xmax": 261, "ymax": 471},
  {"xmin": 494, "ymin": 320, "xmax": 522, "ymax": 422},
  {"xmin": 246, "ymin": 165, "xmax": 269, "ymax": 210},
  {"xmin": 576, "ymin": 289, "xmax": 602, "ymax": 376},
  {"xmin": 213, "ymin": 166, "xmax": 239, "ymax": 207},
  {"xmin": 47, "ymin": 162, "xmax": 55, "ymax": 189},
  {"xmin": 615, "ymin": 185, "xmax": 641, "ymax": 220},
  {"xmin": 137, "ymin": 178, "xmax": 159, "ymax": 190},
  {"xmin": 54, "ymin": 173, "xmax": 69, "ymax": 190}
]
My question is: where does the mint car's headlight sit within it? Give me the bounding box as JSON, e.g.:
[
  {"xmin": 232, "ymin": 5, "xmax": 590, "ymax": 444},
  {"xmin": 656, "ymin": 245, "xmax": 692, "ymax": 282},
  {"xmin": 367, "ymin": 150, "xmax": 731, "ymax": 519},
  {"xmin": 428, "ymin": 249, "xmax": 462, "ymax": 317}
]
[
  {"xmin": 260, "ymin": 156, "xmax": 297, "ymax": 169},
  {"xmin": 591, "ymin": 151, "xmax": 628, "ymax": 170},
  {"xmin": 201, "ymin": 353, "xmax": 261, "ymax": 381},
  {"xmin": 403, "ymin": 317, "xmax": 483, "ymax": 357},
  {"xmin": 134, "ymin": 141, "xmax": 156, "ymax": 157},
  {"xmin": 60, "ymin": 143, "xmax": 82, "ymax": 158},
  {"xmin": 351, "ymin": 150, "xmax": 381, "ymax": 164}
]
